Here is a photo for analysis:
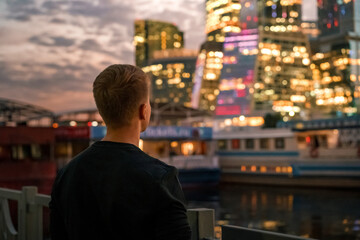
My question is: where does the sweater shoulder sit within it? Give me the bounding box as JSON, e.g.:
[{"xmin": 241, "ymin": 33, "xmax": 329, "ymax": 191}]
[{"xmin": 135, "ymin": 152, "xmax": 177, "ymax": 182}]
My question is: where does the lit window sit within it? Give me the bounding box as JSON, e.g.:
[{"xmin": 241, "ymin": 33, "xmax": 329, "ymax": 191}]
[
  {"xmin": 181, "ymin": 142, "xmax": 194, "ymax": 156},
  {"xmin": 232, "ymin": 139, "xmax": 240, "ymax": 149},
  {"xmin": 218, "ymin": 140, "xmax": 227, "ymax": 150}
]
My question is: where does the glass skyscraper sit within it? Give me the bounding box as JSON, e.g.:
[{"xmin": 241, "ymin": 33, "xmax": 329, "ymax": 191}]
[
  {"xmin": 311, "ymin": 0, "xmax": 360, "ymax": 115},
  {"xmin": 142, "ymin": 49, "xmax": 197, "ymax": 107},
  {"xmin": 254, "ymin": 0, "xmax": 313, "ymax": 120},
  {"xmin": 192, "ymin": 0, "xmax": 242, "ymax": 112},
  {"xmin": 134, "ymin": 20, "xmax": 184, "ymax": 67},
  {"xmin": 215, "ymin": 0, "xmax": 258, "ymax": 117}
]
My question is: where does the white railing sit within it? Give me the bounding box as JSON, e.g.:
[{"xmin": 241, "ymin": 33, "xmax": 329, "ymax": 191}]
[
  {"xmin": 0, "ymin": 186, "xmax": 313, "ymax": 240},
  {"xmin": 0, "ymin": 186, "xmax": 215, "ymax": 240},
  {"xmin": 0, "ymin": 186, "xmax": 50, "ymax": 240}
]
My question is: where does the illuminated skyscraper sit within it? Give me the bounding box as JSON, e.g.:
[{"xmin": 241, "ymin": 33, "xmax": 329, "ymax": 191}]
[
  {"xmin": 311, "ymin": 0, "xmax": 360, "ymax": 115},
  {"xmin": 215, "ymin": 0, "xmax": 258, "ymax": 117},
  {"xmin": 254, "ymin": 0, "xmax": 313, "ymax": 120},
  {"xmin": 301, "ymin": 21, "xmax": 320, "ymax": 41},
  {"xmin": 192, "ymin": 42, "xmax": 223, "ymax": 112},
  {"xmin": 134, "ymin": 20, "xmax": 184, "ymax": 67},
  {"xmin": 205, "ymin": 0, "xmax": 241, "ymax": 42},
  {"xmin": 192, "ymin": 0, "xmax": 242, "ymax": 112},
  {"xmin": 142, "ymin": 49, "xmax": 198, "ymax": 107}
]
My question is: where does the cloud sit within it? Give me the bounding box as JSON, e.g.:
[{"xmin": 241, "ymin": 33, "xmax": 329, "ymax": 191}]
[
  {"xmin": 29, "ymin": 35, "xmax": 76, "ymax": 47},
  {"xmin": 50, "ymin": 17, "xmax": 66, "ymax": 24},
  {"xmin": 0, "ymin": 0, "xmax": 207, "ymax": 112},
  {"xmin": 0, "ymin": 0, "xmax": 137, "ymax": 111},
  {"xmin": 5, "ymin": 0, "xmax": 42, "ymax": 22},
  {"xmin": 0, "ymin": 60, "xmax": 97, "ymax": 111},
  {"xmin": 79, "ymin": 39, "xmax": 101, "ymax": 51}
]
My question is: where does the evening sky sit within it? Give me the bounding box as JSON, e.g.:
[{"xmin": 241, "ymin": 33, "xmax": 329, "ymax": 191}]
[{"xmin": 0, "ymin": 0, "xmax": 317, "ymax": 112}]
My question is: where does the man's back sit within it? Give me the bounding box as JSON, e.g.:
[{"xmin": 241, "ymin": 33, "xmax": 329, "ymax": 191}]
[{"xmin": 50, "ymin": 141, "xmax": 191, "ymax": 240}]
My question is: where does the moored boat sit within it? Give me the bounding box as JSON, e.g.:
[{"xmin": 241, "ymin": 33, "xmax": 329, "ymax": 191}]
[{"xmin": 213, "ymin": 116, "xmax": 360, "ymax": 188}]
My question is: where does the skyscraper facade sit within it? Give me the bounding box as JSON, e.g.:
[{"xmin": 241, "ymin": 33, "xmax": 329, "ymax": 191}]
[
  {"xmin": 254, "ymin": 0, "xmax": 313, "ymax": 119},
  {"xmin": 191, "ymin": 41, "xmax": 223, "ymax": 111},
  {"xmin": 311, "ymin": 0, "xmax": 360, "ymax": 115},
  {"xmin": 215, "ymin": 0, "xmax": 258, "ymax": 117},
  {"xmin": 192, "ymin": 0, "xmax": 242, "ymax": 112},
  {"xmin": 142, "ymin": 49, "xmax": 198, "ymax": 107},
  {"xmin": 134, "ymin": 20, "xmax": 184, "ymax": 67},
  {"xmin": 205, "ymin": 0, "xmax": 241, "ymax": 42},
  {"xmin": 301, "ymin": 21, "xmax": 320, "ymax": 41}
]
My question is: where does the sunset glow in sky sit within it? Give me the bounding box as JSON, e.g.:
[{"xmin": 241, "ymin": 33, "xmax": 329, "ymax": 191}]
[{"xmin": 0, "ymin": 0, "xmax": 317, "ymax": 112}]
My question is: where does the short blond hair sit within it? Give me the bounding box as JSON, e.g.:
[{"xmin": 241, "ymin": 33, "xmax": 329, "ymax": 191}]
[{"xmin": 93, "ymin": 64, "xmax": 149, "ymax": 128}]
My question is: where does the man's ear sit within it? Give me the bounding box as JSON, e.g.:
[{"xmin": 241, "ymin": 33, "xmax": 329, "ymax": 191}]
[{"xmin": 139, "ymin": 103, "xmax": 146, "ymax": 120}]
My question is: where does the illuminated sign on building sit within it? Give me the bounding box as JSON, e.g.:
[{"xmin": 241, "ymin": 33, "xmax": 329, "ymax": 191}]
[{"xmin": 90, "ymin": 126, "xmax": 212, "ymax": 140}]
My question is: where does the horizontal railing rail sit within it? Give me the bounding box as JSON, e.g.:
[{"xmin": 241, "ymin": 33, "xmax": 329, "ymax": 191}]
[
  {"xmin": 222, "ymin": 225, "xmax": 315, "ymax": 240},
  {"xmin": 0, "ymin": 188, "xmax": 22, "ymax": 201},
  {"xmin": 34, "ymin": 194, "xmax": 51, "ymax": 208}
]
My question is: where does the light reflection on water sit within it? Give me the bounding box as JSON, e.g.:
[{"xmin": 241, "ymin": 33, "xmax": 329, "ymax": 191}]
[{"xmin": 183, "ymin": 184, "xmax": 360, "ymax": 240}]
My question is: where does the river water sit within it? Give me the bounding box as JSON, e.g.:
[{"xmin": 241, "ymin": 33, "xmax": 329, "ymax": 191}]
[{"xmin": 183, "ymin": 184, "xmax": 360, "ymax": 240}]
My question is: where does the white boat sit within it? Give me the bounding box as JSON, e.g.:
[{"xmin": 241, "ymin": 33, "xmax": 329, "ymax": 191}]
[{"xmin": 213, "ymin": 116, "xmax": 360, "ymax": 188}]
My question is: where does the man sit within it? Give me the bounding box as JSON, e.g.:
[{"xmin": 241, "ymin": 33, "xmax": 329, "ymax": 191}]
[{"xmin": 50, "ymin": 64, "xmax": 191, "ymax": 240}]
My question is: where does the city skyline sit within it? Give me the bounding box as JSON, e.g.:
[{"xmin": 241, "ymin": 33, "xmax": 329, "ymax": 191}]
[{"xmin": 0, "ymin": 0, "xmax": 317, "ymax": 112}]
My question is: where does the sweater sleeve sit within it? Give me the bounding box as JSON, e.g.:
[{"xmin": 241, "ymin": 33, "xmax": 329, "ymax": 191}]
[
  {"xmin": 155, "ymin": 167, "xmax": 192, "ymax": 240},
  {"xmin": 49, "ymin": 169, "xmax": 69, "ymax": 240}
]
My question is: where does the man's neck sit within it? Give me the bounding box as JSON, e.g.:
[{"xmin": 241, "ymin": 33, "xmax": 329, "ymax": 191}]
[{"xmin": 102, "ymin": 124, "xmax": 140, "ymax": 147}]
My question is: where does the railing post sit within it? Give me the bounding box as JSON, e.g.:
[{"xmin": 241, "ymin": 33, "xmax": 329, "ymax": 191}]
[
  {"xmin": 187, "ymin": 208, "xmax": 215, "ymax": 240},
  {"xmin": 18, "ymin": 189, "xmax": 26, "ymax": 240},
  {"xmin": 20, "ymin": 187, "xmax": 43, "ymax": 240}
]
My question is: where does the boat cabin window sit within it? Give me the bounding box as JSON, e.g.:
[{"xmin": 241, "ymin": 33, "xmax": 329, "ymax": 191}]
[
  {"xmin": 297, "ymin": 136, "xmax": 306, "ymax": 143},
  {"xmin": 218, "ymin": 140, "xmax": 227, "ymax": 150},
  {"xmin": 231, "ymin": 139, "xmax": 240, "ymax": 149},
  {"xmin": 275, "ymin": 138, "xmax": 285, "ymax": 149},
  {"xmin": 245, "ymin": 139, "xmax": 254, "ymax": 149},
  {"xmin": 181, "ymin": 142, "xmax": 195, "ymax": 156},
  {"xmin": 260, "ymin": 138, "xmax": 269, "ymax": 149}
]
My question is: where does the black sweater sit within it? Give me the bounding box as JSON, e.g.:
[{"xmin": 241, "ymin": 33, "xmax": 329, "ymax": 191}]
[{"xmin": 50, "ymin": 141, "xmax": 191, "ymax": 240}]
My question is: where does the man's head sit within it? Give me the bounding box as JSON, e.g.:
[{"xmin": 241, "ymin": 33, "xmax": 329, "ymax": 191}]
[{"xmin": 93, "ymin": 64, "xmax": 151, "ymax": 131}]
